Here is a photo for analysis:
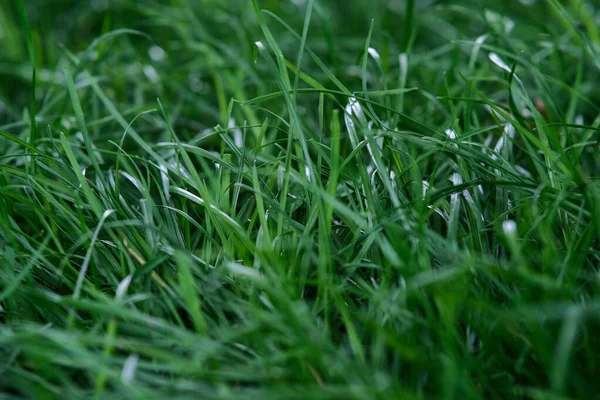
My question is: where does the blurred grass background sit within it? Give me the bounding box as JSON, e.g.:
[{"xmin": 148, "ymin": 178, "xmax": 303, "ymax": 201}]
[{"xmin": 3, "ymin": 0, "xmax": 596, "ymax": 134}]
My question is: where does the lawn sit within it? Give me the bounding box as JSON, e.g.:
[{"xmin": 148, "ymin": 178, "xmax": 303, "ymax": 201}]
[{"xmin": 1, "ymin": 0, "xmax": 600, "ymax": 398}]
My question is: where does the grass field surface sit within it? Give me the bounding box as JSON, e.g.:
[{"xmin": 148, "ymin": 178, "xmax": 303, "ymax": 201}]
[{"xmin": 1, "ymin": 1, "xmax": 600, "ymax": 398}]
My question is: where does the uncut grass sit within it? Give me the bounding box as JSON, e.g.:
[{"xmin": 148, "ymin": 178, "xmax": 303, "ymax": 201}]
[{"xmin": 1, "ymin": 0, "xmax": 600, "ymax": 399}]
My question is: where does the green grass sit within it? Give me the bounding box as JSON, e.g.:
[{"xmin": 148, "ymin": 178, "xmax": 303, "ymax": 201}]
[{"xmin": 1, "ymin": 0, "xmax": 600, "ymax": 398}]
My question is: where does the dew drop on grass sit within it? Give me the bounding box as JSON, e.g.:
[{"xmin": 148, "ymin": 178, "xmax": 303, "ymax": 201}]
[
  {"xmin": 516, "ymin": 165, "xmax": 532, "ymax": 178},
  {"xmin": 489, "ymin": 52, "xmax": 511, "ymax": 73},
  {"xmin": 502, "ymin": 220, "xmax": 517, "ymax": 236},
  {"xmin": 121, "ymin": 354, "xmax": 139, "ymax": 384},
  {"xmin": 305, "ymin": 165, "xmax": 311, "ymax": 181},
  {"xmin": 148, "ymin": 45, "xmax": 166, "ymax": 62},
  {"xmin": 348, "ymin": 97, "xmax": 364, "ymax": 119},
  {"xmin": 143, "ymin": 65, "xmax": 159, "ymax": 82},
  {"xmin": 422, "ymin": 180, "xmax": 430, "ymax": 199},
  {"xmin": 116, "ymin": 274, "xmax": 133, "ymax": 300},
  {"xmin": 368, "ymin": 47, "xmax": 381, "ymax": 62},
  {"xmin": 255, "ymin": 41, "xmax": 266, "ymax": 52}
]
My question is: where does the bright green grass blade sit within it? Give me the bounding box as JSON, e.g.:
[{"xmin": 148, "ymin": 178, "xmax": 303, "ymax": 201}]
[
  {"xmin": 59, "ymin": 132, "xmax": 104, "ymax": 218},
  {"xmin": 63, "ymin": 67, "xmax": 106, "ymax": 187},
  {"xmin": 175, "ymin": 251, "xmax": 207, "ymax": 335}
]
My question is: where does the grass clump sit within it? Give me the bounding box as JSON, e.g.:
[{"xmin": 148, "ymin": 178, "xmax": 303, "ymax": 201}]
[{"xmin": 2, "ymin": 0, "xmax": 600, "ymax": 398}]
